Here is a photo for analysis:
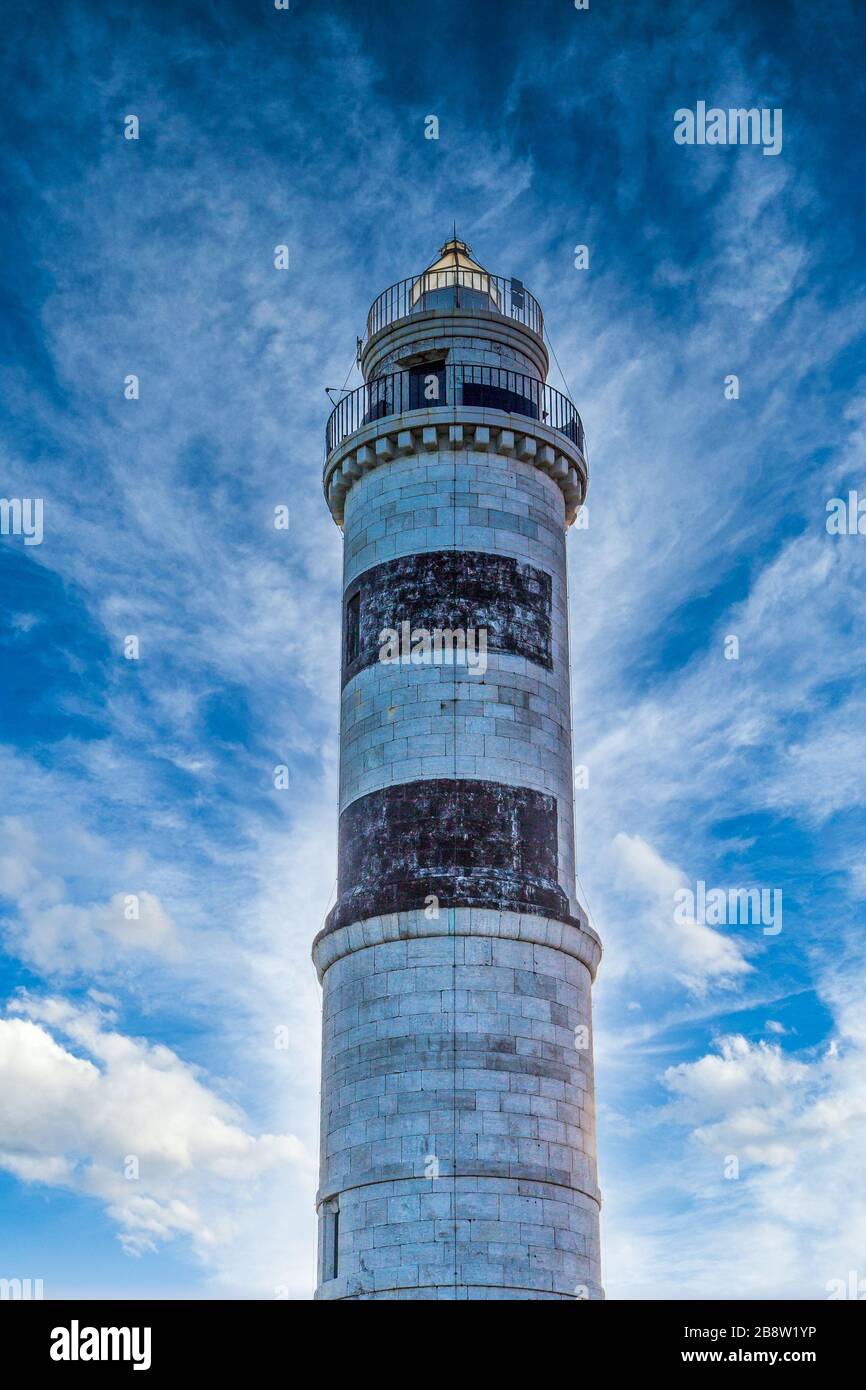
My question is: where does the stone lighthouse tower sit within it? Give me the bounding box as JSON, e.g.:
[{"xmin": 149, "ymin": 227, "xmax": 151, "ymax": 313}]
[{"xmin": 312, "ymin": 239, "xmax": 603, "ymax": 1300}]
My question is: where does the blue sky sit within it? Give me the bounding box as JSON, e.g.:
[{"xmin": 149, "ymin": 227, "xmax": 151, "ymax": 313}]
[{"xmin": 1, "ymin": 0, "xmax": 865, "ymax": 1298}]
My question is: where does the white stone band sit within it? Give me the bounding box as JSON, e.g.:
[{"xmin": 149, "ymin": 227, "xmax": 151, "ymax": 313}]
[{"xmin": 312, "ymin": 906, "xmax": 603, "ymax": 984}]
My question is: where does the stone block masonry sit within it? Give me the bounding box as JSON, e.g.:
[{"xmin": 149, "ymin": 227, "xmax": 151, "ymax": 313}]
[{"xmin": 313, "ymin": 915, "xmax": 602, "ymax": 1300}]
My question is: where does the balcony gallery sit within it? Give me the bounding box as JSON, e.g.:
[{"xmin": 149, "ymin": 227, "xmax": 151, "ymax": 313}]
[{"xmin": 326, "ymin": 363, "xmax": 586, "ymax": 461}]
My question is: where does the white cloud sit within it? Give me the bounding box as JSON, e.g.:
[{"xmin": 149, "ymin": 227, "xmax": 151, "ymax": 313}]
[
  {"xmin": 604, "ymin": 955, "xmax": 866, "ymax": 1299},
  {"xmin": 663, "ymin": 1034, "xmax": 814, "ymax": 1153},
  {"xmin": 0, "ymin": 816, "xmax": 181, "ymax": 975},
  {"xmin": 610, "ymin": 832, "xmax": 752, "ymax": 993},
  {"xmin": 0, "ymin": 995, "xmax": 314, "ymax": 1291}
]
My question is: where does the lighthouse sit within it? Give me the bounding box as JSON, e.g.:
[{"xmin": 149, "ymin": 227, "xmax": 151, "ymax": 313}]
[{"xmin": 312, "ymin": 239, "xmax": 603, "ymax": 1300}]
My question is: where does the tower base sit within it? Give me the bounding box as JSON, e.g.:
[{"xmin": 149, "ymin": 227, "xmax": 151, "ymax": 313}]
[{"xmin": 312, "ymin": 908, "xmax": 604, "ymax": 1301}]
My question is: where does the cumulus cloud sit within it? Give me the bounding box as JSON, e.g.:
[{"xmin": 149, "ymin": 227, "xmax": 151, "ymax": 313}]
[
  {"xmin": 663, "ymin": 1034, "xmax": 815, "ymax": 1157},
  {"xmin": 656, "ymin": 1022, "xmax": 866, "ymax": 1293},
  {"xmin": 0, "ymin": 995, "xmax": 313, "ymax": 1283},
  {"xmin": 603, "ymin": 934, "xmax": 866, "ymax": 1301}
]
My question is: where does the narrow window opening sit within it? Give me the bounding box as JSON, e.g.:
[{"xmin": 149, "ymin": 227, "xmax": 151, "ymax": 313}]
[
  {"xmin": 323, "ymin": 1199, "xmax": 340, "ymax": 1282},
  {"xmin": 332, "ymin": 1206, "xmax": 340, "ymax": 1280},
  {"xmin": 346, "ymin": 592, "xmax": 361, "ymax": 666}
]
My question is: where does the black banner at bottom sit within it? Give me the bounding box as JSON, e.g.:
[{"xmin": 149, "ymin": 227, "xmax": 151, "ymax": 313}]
[{"xmin": 5, "ymin": 1297, "xmax": 861, "ymax": 1375}]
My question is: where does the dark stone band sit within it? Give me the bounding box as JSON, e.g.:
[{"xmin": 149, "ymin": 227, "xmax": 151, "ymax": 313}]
[
  {"xmin": 323, "ymin": 778, "xmax": 573, "ymax": 936},
  {"xmin": 342, "ymin": 550, "xmax": 553, "ymax": 686}
]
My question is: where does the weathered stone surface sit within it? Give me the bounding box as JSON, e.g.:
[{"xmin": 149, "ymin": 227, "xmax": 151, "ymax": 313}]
[
  {"xmin": 324, "ymin": 778, "xmax": 572, "ymax": 936},
  {"xmin": 342, "ymin": 549, "xmax": 552, "ymax": 687}
]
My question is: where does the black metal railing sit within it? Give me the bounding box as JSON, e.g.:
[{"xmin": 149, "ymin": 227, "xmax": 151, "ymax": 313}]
[
  {"xmin": 325, "ymin": 363, "xmax": 586, "ymax": 460},
  {"xmin": 366, "ymin": 271, "xmax": 544, "ymax": 341}
]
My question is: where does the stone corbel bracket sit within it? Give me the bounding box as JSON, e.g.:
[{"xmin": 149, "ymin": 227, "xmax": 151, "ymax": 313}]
[{"xmin": 323, "ymin": 407, "xmax": 589, "ymax": 529}]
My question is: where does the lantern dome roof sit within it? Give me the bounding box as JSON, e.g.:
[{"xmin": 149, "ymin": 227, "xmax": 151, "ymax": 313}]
[{"xmin": 411, "ymin": 237, "xmax": 500, "ymax": 309}]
